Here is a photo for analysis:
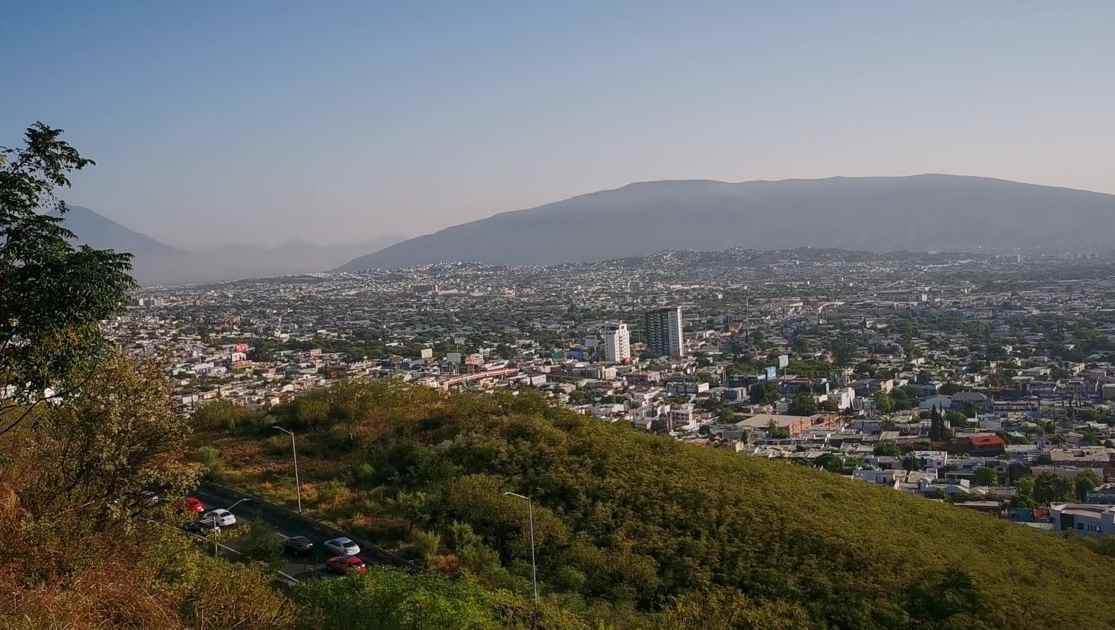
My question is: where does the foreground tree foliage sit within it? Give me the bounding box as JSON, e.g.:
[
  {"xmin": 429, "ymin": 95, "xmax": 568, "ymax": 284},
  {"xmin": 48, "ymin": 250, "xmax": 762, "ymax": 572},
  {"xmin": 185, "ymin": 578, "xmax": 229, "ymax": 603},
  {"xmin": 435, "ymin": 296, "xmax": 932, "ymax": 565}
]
[
  {"xmin": 0, "ymin": 355, "xmax": 297, "ymax": 628},
  {"xmin": 200, "ymin": 381, "xmax": 1115, "ymax": 629},
  {"xmin": 0, "ymin": 124, "xmax": 298, "ymax": 628},
  {"xmin": 1, "ymin": 123, "xmax": 135, "ymax": 435},
  {"xmin": 14, "ymin": 355, "xmax": 197, "ymax": 525}
]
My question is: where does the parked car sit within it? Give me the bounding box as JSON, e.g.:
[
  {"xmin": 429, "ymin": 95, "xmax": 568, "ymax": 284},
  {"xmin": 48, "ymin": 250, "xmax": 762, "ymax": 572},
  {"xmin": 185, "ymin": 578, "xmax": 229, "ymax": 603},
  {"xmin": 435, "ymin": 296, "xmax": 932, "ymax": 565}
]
[
  {"xmin": 283, "ymin": 536, "xmax": 314, "ymax": 556},
  {"xmin": 323, "ymin": 537, "xmax": 360, "ymax": 556},
  {"xmin": 201, "ymin": 508, "xmax": 236, "ymax": 527},
  {"xmin": 184, "ymin": 519, "xmax": 221, "ymax": 534},
  {"xmin": 179, "ymin": 496, "xmax": 206, "ymax": 513},
  {"xmin": 326, "ymin": 555, "xmax": 367, "ymax": 575}
]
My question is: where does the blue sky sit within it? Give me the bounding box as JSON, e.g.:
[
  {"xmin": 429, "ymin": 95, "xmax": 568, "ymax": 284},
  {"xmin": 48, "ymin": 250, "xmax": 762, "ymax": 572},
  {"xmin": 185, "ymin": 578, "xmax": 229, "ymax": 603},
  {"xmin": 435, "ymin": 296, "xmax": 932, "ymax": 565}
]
[{"xmin": 3, "ymin": 2, "xmax": 1113, "ymax": 247}]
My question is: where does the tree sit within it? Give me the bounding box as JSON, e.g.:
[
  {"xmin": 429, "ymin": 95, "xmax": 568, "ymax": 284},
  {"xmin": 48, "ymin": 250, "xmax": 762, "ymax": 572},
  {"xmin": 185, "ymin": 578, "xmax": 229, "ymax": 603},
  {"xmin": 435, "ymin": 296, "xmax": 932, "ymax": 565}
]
[
  {"xmin": 789, "ymin": 392, "xmax": 817, "ymax": 416},
  {"xmin": 193, "ymin": 399, "xmax": 258, "ymax": 432},
  {"xmin": 0, "ymin": 124, "xmax": 297, "ymax": 629},
  {"xmin": 815, "ymin": 453, "xmax": 845, "ymax": 473},
  {"xmin": 873, "ymin": 441, "xmax": 900, "ymax": 457},
  {"xmin": 197, "ymin": 446, "xmax": 225, "ymax": 480},
  {"xmin": 1032, "ymin": 473, "xmax": 1073, "ymax": 504},
  {"xmin": 749, "ymin": 382, "xmax": 780, "ymax": 405},
  {"xmin": 15, "ymin": 353, "xmax": 196, "ymax": 525},
  {"xmin": 831, "ymin": 339, "xmax": 856, "ymax": 367},
  {"xmin": 1012, "ymin": 477, "xmax": 1037, "ymax": 508},
  {"xmin": 1, "ymin": 123, "xmax": 135, "ymax": 435},
  {"xmin": 241, "ymin": 520, "xmax": 284, "ymax": 565},
  {"xmin": 875, "ymin": 391, "xmax": 895, "ymax": 414},
  {"xmin": 906, "ymin": 568, "xmax": 984, "ymax": 627},
  {"xmin": 1074, "ymin": 469, "xmax": 1101, "ymax": 501},
  {"xmin": 892, "ymin": 386, "xmax": 915, "ymax": 411},
  {"xmin": 928, "ymin": 406, "xmax": 951, "ymax": 442},
  {"xmin": 945, "ymin": 411, "xmax": 969, "ymax": 428},
  {"xmin": 973, "ymin": 467, "xmax": 998, "ymax": 486}
]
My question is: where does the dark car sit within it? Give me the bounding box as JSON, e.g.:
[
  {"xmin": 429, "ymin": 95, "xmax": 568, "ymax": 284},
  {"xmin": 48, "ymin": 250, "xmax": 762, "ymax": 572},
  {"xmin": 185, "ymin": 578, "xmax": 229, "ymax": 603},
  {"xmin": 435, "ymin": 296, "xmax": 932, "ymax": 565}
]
[
  {"xmin": 184, "ymin": 519, "xmax": 221, "ymax": 534},
  {"xmin": 326, "ymin": 555, "xmax": 367, "ymax": 575},
  {"xmin": 283, "ymin": 535, "xmax": 314, "ymax": 556}
]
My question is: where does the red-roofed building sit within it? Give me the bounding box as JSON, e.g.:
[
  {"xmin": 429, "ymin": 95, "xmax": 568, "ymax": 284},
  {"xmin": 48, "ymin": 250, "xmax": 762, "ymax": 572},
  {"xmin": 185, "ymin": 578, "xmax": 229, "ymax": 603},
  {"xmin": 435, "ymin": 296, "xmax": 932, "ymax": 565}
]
[{"xmin": 965, "ymin": 434, "xmax": 1005, "ymax": 456}]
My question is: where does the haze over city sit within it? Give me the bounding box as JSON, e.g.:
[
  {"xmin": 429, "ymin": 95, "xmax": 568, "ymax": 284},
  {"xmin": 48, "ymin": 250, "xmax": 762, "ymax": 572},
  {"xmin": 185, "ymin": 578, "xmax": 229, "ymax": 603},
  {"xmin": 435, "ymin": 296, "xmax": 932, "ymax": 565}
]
[{"xmin": 4, "ymin": 2, "xmax": 1115, "ymax": 249}]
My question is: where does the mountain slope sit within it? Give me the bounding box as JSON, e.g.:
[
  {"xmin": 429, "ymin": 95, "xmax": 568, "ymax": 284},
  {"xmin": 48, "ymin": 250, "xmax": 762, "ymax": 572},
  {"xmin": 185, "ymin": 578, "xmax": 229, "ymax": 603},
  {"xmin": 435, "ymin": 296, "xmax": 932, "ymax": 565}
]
[
  {"xmin": 196, "ymin": 382, "xmax": 1115, "ymax": 629},
  {"xmin": 338, "ymin": 174, "xmax": 1115, "ymax": 270},
  {"xmin": 60, "ymin": 206, "xmax": 404, "ymax": 285},
  {"xmin": 60, "ymin": 205, "xmax": 194, "ymax": 285},
  {"xmin": 62, "ymin": 205, "xmax": 184, "ymax": 258}
]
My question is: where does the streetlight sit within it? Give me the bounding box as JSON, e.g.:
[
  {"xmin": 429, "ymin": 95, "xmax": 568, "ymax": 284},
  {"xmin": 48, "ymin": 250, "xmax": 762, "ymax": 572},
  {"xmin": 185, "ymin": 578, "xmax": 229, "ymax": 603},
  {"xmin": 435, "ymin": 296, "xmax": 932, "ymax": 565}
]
[
  {"xmin": 227, "ymin": 497, "xmax": 252, "ymax": 512},
  {"xmin": 273, "ymin": 425, "xmax": 303, "ymax": 513},
  {"xmin": 504, "ymin": 491, "xmax": 538, "ymax": 603}
]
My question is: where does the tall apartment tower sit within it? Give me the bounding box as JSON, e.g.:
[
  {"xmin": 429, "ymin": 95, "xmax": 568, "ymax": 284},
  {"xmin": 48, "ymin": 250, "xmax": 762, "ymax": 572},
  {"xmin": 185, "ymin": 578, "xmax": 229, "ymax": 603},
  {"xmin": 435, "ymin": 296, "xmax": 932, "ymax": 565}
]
[
  {"xmin": 644, "ymin": 307, "xmax": 685, "ymax": 358},
  {"xmin": 603, "ymin": 322, "xmax": 631, "ymax": 363}
]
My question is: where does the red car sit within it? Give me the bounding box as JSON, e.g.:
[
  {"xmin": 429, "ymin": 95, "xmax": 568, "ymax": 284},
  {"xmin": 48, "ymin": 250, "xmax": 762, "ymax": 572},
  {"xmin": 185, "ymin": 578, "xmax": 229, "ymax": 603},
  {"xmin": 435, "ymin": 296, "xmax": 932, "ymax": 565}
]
[
  {"xmin": 179, "ymin": 496, "xmax": 206, "ymax": 514},
  {"xmin": 326, "ymin": 555, "xmax": 367, "ymax": 575}
]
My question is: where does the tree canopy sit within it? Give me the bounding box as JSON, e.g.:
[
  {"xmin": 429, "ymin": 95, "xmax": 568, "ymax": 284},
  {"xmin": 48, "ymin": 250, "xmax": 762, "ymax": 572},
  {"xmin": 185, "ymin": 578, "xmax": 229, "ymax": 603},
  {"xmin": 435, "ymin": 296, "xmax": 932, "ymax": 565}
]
[{"xmin": 1, "ymin": 123, "xmax": 135, "ymax": 434}]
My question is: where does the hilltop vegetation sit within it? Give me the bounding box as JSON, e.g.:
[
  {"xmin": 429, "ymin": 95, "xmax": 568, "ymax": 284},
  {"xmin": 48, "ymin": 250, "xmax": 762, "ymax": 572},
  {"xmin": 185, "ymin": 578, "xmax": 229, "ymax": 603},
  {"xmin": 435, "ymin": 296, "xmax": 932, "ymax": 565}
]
[{"xmin": 196, "ymin": 381, "xmax": 1115, "ymax": 629}]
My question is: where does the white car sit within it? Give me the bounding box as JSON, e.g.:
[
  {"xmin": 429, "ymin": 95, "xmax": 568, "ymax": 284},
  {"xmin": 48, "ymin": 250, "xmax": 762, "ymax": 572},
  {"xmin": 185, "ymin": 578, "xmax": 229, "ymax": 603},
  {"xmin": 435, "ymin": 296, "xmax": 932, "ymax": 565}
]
[
  {"xmin": 323, "ymin": 537, "xmax": 360, "ymax": 556},
  {"xmin": 201, "ymin": 508, "xmax": 237, "ymax": 527}
]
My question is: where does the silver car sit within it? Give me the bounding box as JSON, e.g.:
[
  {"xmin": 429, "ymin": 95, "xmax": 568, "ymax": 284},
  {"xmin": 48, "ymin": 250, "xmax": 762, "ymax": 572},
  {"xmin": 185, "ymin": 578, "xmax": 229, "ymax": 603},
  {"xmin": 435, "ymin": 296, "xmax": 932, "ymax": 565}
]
[
  {"xmin": 201, "ymin": 508, "xmax": 237, "ymax": 527},
  {"xmin": 323, "ymin": 537, "xmax": 360, "ymax": 556}
]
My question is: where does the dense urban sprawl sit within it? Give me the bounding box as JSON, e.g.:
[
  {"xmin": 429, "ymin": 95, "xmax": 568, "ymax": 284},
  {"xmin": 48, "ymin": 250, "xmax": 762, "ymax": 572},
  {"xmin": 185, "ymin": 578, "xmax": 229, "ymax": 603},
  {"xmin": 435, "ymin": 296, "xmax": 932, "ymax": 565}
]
[{"xmin": 114, "ymin": 248, "xmax": 1115, "ymax": 535}]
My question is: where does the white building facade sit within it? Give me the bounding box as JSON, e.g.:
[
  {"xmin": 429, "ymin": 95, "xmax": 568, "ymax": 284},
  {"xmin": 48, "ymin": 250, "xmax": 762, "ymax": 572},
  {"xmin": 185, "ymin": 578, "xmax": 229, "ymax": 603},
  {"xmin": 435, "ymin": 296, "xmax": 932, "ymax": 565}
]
[{"xmin": 603, "ymin": 321, "xmax": 631, "ymax": 363}]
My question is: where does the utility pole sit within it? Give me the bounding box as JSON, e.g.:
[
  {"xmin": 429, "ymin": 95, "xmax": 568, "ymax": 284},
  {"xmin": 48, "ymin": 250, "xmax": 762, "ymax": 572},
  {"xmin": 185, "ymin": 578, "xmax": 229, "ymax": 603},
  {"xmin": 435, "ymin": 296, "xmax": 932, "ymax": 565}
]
[
  {"xmin": 504, "ymin": 491, "xmax": 538, "ymax": 604},
  {"xmin": 272, "ymin": 426, "xmax": 302, "ymax": 513}
]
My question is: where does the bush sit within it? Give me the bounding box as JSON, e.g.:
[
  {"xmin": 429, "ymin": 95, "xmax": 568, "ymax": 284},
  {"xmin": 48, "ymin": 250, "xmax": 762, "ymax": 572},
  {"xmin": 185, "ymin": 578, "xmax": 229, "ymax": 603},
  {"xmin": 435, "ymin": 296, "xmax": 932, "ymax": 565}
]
[
  {"xmin": 192, "ymin": 400, "xmax": 259, "ymax": 432},
  {"xmin": 353, "ymin": 463, "xmax": 378, "ymax": 489},
  {"xmin": 316, "ymin": 480, "xmax": 348, "ymax": 510},
  {"xmin": 412, "ymin": 529, "xmax": 442, "ymax": 564},
  {"xmin": 873, "ymin": 441, "xmax": 900, "ymax": 457},
  {"xmin": 196, "ymin": 446, "xmax": 224, "ymax": 480},
  {"xmin": 295, "ymin": 568, "xmax": 503, "ymax": 629},
  {"xmin": 240, "ymin": 520, "xmax": 284, "ymax": 564}
]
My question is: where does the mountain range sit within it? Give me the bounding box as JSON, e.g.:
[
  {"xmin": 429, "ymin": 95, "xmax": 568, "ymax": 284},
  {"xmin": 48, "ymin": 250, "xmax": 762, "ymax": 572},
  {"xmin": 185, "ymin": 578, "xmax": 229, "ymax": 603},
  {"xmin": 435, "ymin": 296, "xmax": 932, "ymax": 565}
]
[
  {"xmin": 61, "ymin": 206, "xmax": 403, "ymax": 286},
  {"xmin": 337, "ymin": 174, "xmax": 1115, "ymax": 270}
]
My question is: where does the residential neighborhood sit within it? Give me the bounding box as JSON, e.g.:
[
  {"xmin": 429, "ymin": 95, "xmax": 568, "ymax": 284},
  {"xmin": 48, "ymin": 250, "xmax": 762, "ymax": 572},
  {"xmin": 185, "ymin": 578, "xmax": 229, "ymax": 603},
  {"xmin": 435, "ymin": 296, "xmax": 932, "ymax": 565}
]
[{"xmin": 107, "ymin": 248, "xmax": 1115, "ymax": 535}]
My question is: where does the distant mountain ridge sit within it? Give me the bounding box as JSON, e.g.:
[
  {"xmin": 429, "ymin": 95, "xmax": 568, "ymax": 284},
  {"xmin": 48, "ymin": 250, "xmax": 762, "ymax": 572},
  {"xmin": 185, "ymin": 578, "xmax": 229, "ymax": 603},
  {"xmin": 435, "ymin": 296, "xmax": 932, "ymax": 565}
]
[
  {"xmin": 60, "ymin": 206, "xmax": 403, "ymax": 285},
  {"xmin": 337, "ymin": 174, "xmax": 1115, "ymax": 270},
  {"xmin": 62, "ymin": 205, "xmax": 184, "ymax": 258}
]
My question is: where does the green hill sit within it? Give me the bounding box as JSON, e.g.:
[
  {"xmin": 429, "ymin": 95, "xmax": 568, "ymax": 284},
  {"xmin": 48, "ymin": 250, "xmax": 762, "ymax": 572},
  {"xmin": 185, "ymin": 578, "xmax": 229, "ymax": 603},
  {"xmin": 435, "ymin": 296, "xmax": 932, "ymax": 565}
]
[{"xmin": 196, "ymin": 383, "xmax": 1115, "ymax": 629}]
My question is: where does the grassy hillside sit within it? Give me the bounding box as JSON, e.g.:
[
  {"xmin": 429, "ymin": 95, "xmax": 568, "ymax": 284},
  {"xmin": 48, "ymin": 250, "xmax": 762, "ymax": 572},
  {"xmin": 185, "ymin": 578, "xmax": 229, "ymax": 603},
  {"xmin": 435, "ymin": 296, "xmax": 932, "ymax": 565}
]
[{"xmin": 195, "ymin": 382, "xmax": 1115, "ymax": 629}]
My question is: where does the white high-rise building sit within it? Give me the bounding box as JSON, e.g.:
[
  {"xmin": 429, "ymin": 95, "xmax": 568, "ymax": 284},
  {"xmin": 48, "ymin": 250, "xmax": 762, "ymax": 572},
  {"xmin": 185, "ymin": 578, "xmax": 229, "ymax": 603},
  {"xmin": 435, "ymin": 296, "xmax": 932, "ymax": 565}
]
[
  {"xmin": 644, "ymin": 307, "xmax": 685, "ymax": 358},
  {"xmin": 603, "ymin": 322, "xmax": 631, "ymax": 363}
]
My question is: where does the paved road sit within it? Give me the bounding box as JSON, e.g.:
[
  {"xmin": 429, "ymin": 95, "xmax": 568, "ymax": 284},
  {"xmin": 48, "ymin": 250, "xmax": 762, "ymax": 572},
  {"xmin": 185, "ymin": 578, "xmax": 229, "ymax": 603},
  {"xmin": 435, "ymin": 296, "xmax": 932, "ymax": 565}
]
[{"xmin": 193, "ymin": 482, "xmax": 411, "ymax": 581}]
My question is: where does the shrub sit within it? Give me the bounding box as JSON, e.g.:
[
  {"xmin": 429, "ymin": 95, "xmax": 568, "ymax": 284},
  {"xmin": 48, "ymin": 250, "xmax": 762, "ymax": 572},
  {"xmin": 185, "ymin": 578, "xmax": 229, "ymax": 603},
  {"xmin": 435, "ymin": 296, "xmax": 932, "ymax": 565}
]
[
  {"xmin": 196, "ymin": 446, "xmax": 224, "ymax": 480},
  {"xmin": 240, "ymin": 520, "xmax": 284, "ymax": 565}
]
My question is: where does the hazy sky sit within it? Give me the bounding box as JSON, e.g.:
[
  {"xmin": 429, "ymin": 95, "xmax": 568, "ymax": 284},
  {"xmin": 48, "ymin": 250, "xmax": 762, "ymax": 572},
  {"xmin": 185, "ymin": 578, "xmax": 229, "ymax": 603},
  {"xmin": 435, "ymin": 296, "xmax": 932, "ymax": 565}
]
[{"xmin": 4, "ymin": 2, "xmax": 1113, "ymax": 248}]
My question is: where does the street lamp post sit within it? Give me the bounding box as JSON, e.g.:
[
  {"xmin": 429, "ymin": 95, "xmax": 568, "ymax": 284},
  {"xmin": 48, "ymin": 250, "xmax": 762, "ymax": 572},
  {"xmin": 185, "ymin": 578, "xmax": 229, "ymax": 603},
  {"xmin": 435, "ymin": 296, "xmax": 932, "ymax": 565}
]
[
  {"xmin": 504, "ymin": 491, "xmax": 538, "ymax": 604},
  {"xmin": 227, "ymin": 497, "xmax": 252, "ymax": 512},
  {"xmin": 272, "ymin": 425, "xmax": 302, "ymax": 513}
]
